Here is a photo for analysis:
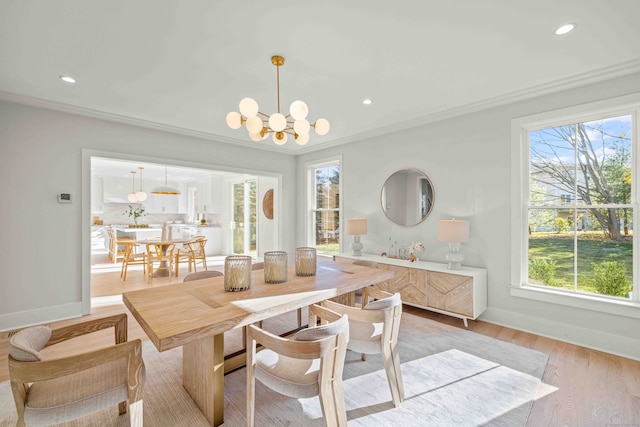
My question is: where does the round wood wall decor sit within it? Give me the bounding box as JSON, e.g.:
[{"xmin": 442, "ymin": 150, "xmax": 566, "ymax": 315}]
[{"xmin": 263, "ymin": 189, "xmax": 274, "ymax": 219}]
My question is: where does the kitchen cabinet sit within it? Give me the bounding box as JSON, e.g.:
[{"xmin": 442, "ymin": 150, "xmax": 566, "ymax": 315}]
[{"xmin": 334, "ymin": 253, "xmax": 487, "ymax": 327}]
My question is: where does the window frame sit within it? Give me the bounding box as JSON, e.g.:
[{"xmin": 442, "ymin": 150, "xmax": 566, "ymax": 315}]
[
  {"xmin": 510, "ymin": 93, "xmax": 640, "ymax": 319},
  {"xmin": 305, "ymin": 156, "xmax": 342, "ymax": 257}
]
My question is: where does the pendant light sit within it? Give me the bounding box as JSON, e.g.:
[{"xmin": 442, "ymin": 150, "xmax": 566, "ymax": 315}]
[
  {"xmin": 136, "ymin": 166, "xmax": 148, "ymax": 201},
  {"xmin": 151, "ymin": 166, "xmax": 181, "ymax": 195},
  {"xmin": 127, "ymin": 171, "xmax": 138, "ymax": 202}
]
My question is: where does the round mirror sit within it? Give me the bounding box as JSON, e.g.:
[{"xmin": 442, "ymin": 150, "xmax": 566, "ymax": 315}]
[{"xmin": 381, "ymin": 169, "xmax": 434, "ymax": 226}]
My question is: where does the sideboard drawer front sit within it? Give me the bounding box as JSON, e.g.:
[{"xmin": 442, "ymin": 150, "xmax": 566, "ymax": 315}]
[
  {"xmin": 377, "ymin": 263, "xmax": 408, "ymax": 294},
  {"xmin": 375, "ymin": 264, "xmax": 427, "ymax": 305},
  {"xmin": 427, "ymin": 271, "xmax": 473, "ymax": 317}
]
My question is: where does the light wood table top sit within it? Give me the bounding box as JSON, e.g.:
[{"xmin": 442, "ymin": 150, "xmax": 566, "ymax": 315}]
[
  {"xmin": 122, "ymin": 258, "xmax": 393, "ymax": 426},
  {"xmin": 123, "ymin": 258, "xmax": 393, "ymax": 352}
]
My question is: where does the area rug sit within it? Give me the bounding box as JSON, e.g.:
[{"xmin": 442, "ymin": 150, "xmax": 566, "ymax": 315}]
[{"xmin": 0, "ymin": 312, "xmax": 548, "ymax": 427}]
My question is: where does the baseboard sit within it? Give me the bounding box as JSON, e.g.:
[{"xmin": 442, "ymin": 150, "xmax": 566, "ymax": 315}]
[
  {"xmin": 480, "ymin": 307, "xmax": 640, "ymax": 361},
  {"xmin": 0, "ymin": 302, "xmax": 84, "ymax": 334}
]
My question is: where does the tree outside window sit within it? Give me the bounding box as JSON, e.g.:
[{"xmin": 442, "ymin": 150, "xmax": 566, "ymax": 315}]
[{"xmin": 528, "ymin": 114, "xmax": 633, "ymax": 298}]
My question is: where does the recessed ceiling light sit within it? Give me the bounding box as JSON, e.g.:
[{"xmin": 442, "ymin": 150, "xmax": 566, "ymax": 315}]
[
  {"xmin": 555, "ymin": 23, "xmax": 576, "ymax": 35},
  {"xmin": 363, "ymin": 98, "xmax": 373, "ymax": 105},
  {"xmin": 59, "ymin": 75, "xmax": 76, "ymax": 84}
]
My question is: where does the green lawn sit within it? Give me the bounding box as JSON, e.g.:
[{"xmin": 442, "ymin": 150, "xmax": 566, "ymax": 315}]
[{"xmin": 528, "ymin": 233, "xmax": 632, "ymax": 295}]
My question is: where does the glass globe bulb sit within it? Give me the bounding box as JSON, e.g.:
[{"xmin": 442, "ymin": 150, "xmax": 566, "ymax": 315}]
[
  {"xmin": 269, "ymin": 113, "xmax": 287, "ymax": 132},
  {"xmin": 289, "ymin": 100, "xmax": 308, "ymax": 120},
  {"xmin": 225, "ymin": 111, "xmax": 242, "ymax": 129},
  {"xmin": 136, "ymin": 191, "xmax": 147, "ymax": 202},
  {"xmin": 249, "ymin": 132, "xmax": 263, "ymax": 142},
  {"xmin": 239, "ymin": 98, "xmax": 259, "ymax": 117},
  {"xmin": 273, "ymin": 132, "xmax": 288, "ymax": 145},
  {"xmin": 128, "ymin": 193, "xmax": 137, "ymax": 203},
  {"xmin": 246, "ymin": 116, "xmax": 263, "ymax": 134},
  {"xmin": 295, "ymin": 133, "xmax": 310, "ymax": 146},
  {"xmin": 293, "ymin": 119, "xmax": 310, "ymax": 136},
  {"xmin": 314, "ymin": 118, "xmax": 330, "ymax": 136}
]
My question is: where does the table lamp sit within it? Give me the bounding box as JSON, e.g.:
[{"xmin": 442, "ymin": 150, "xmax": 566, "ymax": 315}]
[
  {"xmin": 437, "ymin": 218, "xmax": 470, "ymax": 270},
  {"xmin": 345, "ymin": 218, "xmax": 368, "ymax": 256}
]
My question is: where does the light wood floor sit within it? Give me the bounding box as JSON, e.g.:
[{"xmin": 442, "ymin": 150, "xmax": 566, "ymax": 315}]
[{"xmin": 1, "ymin": 255, "xmax": 639, "ymax": 426}]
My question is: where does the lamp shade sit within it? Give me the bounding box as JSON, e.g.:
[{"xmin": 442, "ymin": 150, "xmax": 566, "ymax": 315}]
[
  {"xmin": 437, "ymin": 219, "xmax": 470, "ymax": 243},
  {"xmin": 345, "ymin": 218, "xmax": 368, "ymax": 236}
]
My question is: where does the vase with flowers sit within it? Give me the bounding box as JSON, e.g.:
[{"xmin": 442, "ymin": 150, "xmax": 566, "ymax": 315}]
[
  {"xmin": 123, "ymin": 205, "xmax": 146, "ymax": 227},
  {"xmin": 409, "ymin": 242, "xmax": 425, "ymax": 262}
]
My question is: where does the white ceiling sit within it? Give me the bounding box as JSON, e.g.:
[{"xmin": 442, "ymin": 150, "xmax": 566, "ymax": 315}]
[{"xmin": 2, "ymin": 1, "xmax": 640, "ymax": 153}]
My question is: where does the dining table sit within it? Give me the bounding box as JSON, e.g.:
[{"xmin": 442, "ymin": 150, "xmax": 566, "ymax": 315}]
[
  {"xmin": 135, "ymin": 238, "xmax": 191, "ymax": 277},
  {"xmin": 123, "ymin": 257, "xmax": 393, "ymax": 427}
]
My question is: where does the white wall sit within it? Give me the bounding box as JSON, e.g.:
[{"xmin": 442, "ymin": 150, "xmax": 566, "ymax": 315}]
[
  {"xmin": 297, "ymin": 72, "xmax": 640, "ymax": 360},
  {"xmin": 0, "ymin": 101, "xmax": 295, "ymax": 330}
]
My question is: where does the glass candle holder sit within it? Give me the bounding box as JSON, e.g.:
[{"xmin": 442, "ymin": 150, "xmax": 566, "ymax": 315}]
[
  {"xmin": 295, "ymin": 247, "xmax": 316, "ymax": 276},
  {"xmin": 264, "ymin": 251, "xmax": 288, "ymax": 284},
  {"xmin": 224, "ymin": 255, "xmax": 252, "ymax": 292}
]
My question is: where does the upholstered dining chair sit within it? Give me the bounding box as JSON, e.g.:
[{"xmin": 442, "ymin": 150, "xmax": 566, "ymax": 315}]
[
  {"xmin": 246, "ymin": 304, "xmax": 349, "ymax": 427},
  {"xmin": 7, "ymin": 313, "xmax": 145, "ymax": 427},
  {"xmin": 322, "ymin": 288, "xmax": 404, "ymax": 407},
  {"xmin": 146, "ymin": 243, "xmax": 175, "ymax": 281},
  {"xmin": 183, "ymin": 270, "xmax": 224, "ymax": 282},
  {"xmin": 120, "ymin": 242, "xmax": 146, "ymax": 281}
]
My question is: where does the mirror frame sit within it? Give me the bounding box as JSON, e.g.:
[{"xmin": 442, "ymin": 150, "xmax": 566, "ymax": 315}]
[{"xmin": 380, "ymin": 168, "xmax": 435, "ymax": 227}]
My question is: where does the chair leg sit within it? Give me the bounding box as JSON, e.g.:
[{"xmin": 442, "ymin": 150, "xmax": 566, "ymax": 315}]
[
  {"xmin": 381, "ymin": 344, "xmax": 403, "ymax": 407},
  {"xmin": 332, "ymin": 378, "xmax": 348, "ymax": 427},
  {"xmin": 128, "ymin": 399, "xmax": 143, "ymax": 427},
  {"xmin": 246, "ymin": 337, "xmax": 256, "ymax": 427},
  {"xmin": 318, "ymin": 384, "xmax": 339, "ymax": 427},
  {"xmin": 391, "ymin": 342, "xmax": 405, "ymax": 403}
]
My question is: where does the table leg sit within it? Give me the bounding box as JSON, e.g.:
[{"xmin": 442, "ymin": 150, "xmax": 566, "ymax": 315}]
[{"xmin": 183, "ymin": 333, "xmax": 225, "ymax": 426}]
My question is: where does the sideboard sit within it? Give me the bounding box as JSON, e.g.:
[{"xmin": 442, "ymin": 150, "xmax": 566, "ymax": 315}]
[{"xmin": 333, "ymin": 253, "xmax": 487, "ymax": 327}]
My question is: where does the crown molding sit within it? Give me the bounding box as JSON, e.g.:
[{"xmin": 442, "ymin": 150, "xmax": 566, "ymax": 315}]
[
  {"xmin": 0, "ymin": 91, "xmax": 294, "ymax": 154},
  {"xmin": 3, "ymin": 57, "xmax": 640, "ymax": 157},
  {"xmin": 295, "ymin": 58, "xmax": 640, "ymax": 154}
]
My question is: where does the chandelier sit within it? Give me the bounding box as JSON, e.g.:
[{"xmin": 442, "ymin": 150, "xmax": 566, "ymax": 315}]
[{"xmin": 225, "ymin": 55, "xmax": 330, "ymax": 146}]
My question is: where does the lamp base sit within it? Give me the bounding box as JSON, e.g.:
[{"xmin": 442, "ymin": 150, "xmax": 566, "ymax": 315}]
[
  {"xmin": 351, "ymin": 236, "xmax": 363, "ymax": 256},
  {"xmin": 445, "ymin": 243, "xmax": 464, "ymax": 270}
]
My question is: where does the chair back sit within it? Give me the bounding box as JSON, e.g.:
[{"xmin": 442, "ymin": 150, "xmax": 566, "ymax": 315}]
[
  {"xmin": 321, "ymin": 288, "xmax": 404, "ymax": 407},
  {"xmin": 246, "ymin": 304, "xmax": 349, "ymax": 426},
  {"xmin": 187, "ymin": 238, "xmax": 207, "ymax": 256},
  {"xmin": 7, "ymin": 314, "xmax": 145, "ymax": 426},
  {"xmin": 147, "ymin": 243, "xmax": 175, "ymax": 261},
  {"xmin": 122, "ymin": 242, "xmax": 139, "ymax": 260}
]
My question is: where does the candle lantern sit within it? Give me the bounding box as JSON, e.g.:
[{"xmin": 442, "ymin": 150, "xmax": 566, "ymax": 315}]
[
  {"xmin": 295, "ymin": 247, "xmax": 317, "ymax": 276},
  {"xmin": 224, "ymin": 255, "xmax": 252, "ymax": 291},
  {"xmin": 264, "ymin": 251, "xmax": 288, "ymax": 284}
]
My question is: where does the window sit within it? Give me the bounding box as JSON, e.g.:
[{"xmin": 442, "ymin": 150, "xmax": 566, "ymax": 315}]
[
  {"xmin": 309, "ymin": 159, "xmax": 341, "ymax": 255},
  {"xmin": 512, "ymin": 95, "xmax": 640, "ymax": 312}
]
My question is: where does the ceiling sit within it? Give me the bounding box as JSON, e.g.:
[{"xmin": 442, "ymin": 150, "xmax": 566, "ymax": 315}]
[{"xmin": 2, "ymin": 1, "xmax": 640, "ymax": 154}]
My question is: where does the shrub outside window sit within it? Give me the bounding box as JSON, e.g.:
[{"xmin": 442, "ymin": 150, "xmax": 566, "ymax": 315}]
[{"xmin": 526, "ymin": 113, "xmax": 634, "ymax": 299}]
